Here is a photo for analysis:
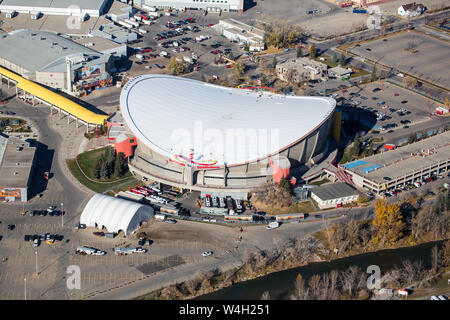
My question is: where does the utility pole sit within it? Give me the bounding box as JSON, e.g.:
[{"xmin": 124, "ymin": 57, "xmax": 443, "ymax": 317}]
[{"xmin": 35, "ymin": 251, "xmax": 38, "ymax": 276}]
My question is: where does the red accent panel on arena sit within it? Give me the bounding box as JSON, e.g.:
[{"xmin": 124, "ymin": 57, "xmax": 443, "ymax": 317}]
[{"xmin": 114, "ymin": 137, "xmax": 137, "ymax": 158}]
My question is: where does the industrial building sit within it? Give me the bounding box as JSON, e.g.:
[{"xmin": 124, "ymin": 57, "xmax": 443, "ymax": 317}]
[
  {"xmin": 80, "ymin": 193, "xmax": 154, "ymax": 236},
  {"xmin": 341, "ymin": 131, "xmax": 450, "ymax": 195},
  {"xmin": 213, "ymin": 19, "xmax": 265, "ymax": 51},
  {"xmin": 0, "ymin": 134, "xmax": 37, "ymax": 202},
  {"xmin": 105, "ymin": 0, "xmax": 132, "ymax": 22},
  {"xmin": 0, "ymin": 30, "xmax": 114, "ymax": 95},
  {"xmin": 276, "ymin": 58, "xmax": 328, "ymax": 84},
  {"xmin": 310, "ymin": 182, "xmax": 359, "ymax": 209},
  {"xmin": 119, "ymin": 74, "xmax": 336, "ymax": 196},
  {"xmin": 90, "ymin": 22, "xmax": 138, "ymax": 44},
  {"xmin": 75, "ymin": 36, "xmax": 128, "ymax": 59},
  {"xmin": 0, "ymin": 0, "xmax": 110, "ymax": 18},
  {"xmin": 134, "ymin": 0, "xmax": 245, "ymax": 12},
  {"xmin": 329, "ymin": 66, "xmax": 352, "ymax": 80}
]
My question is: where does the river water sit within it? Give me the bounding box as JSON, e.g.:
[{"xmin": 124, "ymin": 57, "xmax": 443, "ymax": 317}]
[{"xmin": 196, "ymin": 240, "xmax": 444, "ymax": 300}]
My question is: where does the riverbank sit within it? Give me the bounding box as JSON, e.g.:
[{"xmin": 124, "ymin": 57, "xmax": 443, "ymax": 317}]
[{"xmin": 196, "ymin": 239, "xmax": 449, "ymax": 300}]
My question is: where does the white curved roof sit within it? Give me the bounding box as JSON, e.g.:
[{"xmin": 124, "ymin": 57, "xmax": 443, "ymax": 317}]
[
  {"xmin": 120, "ymin": 74, "xmax": 336, "ymax": 166},
  {"xmin": 80, "ymin": 194, "xmax": 154, "ymax": 236}
]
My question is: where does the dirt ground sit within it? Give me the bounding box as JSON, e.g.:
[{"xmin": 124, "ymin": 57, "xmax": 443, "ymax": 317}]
[{"xmin": 138, "ymin": 219, "xmax": 239, "ymax": 245}]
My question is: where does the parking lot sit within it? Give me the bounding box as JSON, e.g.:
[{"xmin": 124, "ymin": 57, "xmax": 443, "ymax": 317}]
[
  {"xmin": 0, "ymin": 201, "xmax": 239, "ymax": 300},
  {"xmin": 333, "ymin": 79, "xmax": 450, "ymax": 145},
  {"xmin": 122, "ymin": 10, "xmax": 245, "ymax": 79},
  {"xmin": 349, "ymin": 31, "xmax": 450, "ymax": 90}
]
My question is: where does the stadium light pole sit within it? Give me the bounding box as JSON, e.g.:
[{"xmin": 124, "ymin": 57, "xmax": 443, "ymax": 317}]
[
  {"xmin": 35, "ymin": 251, "xmax": 38, "ymax": 276},
  {"xmin": 61, "ymin": 202, "xmax": 64, "ymax": 228}
]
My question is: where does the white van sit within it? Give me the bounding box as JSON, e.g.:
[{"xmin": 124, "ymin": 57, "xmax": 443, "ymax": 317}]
[{"xmin": 154, "ymin": 214, "xmax": 166, "ymax": 221}]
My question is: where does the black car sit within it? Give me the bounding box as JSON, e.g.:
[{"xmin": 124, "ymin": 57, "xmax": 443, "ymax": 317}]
[
  {"xmin": 138, "ymin": 238, "xmax": 146, "ymax": 246},
  {"xmin": 7, "ymin": 224, "xmax": 14, "ymax": 230},
  {"xmin": 55, "ymin": 235, "xmax": 64, "ymax": 241},
  {"xmin": 24, "ymin": 235, "xmax": 31, "ymax": 241},
  {"xmin": 32, "ymin": 235, "xmax": 39, "ymax": 240},
  {"xmin": 384, "ymin": 177, "xmax": 392, "ymax": 181}
]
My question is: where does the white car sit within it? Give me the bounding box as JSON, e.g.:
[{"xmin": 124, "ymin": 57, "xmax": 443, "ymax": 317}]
[
  {"xmin": 201, "ymin": 251, "xmax": 213, "ymax": 257},
  {"xmin": 33, "ymin": 239, "xmax": 40, "ymax": 247}
]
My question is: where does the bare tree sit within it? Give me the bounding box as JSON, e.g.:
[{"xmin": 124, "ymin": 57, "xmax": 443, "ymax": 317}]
[
  {"xmin": 291, "ymin": 275, "xmax": 310, "ymax": 300},
  {"xmin": 260, "ymin": 291, "xmax": 271, "ymax": 300},
  {"xmin": 342, "ymin": 266, "xmax": 360, "ymax": 298},
  {"xmin": 308, "ymin": 274, "xmax": 322, "ymax": 299}
]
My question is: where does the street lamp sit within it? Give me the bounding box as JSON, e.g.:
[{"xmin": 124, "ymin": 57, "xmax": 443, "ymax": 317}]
[{"xmin": 35, "ymin": 251, "xmax": 38, "ymax": 276}]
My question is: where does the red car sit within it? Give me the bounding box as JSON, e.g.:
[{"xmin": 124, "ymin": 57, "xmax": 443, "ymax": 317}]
[
  {"xmin": 225, "ymin": 65, "xmax": 232, "ymax": 69},
  {"xmin": 182, "ymin": 47, "xmax": 190, "ymax": 51}
]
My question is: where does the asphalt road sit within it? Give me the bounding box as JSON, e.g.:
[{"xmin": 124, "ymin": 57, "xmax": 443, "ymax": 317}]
[{"xmin": 0, "ymin": 92, "xmax": 91, "ymax": 216}]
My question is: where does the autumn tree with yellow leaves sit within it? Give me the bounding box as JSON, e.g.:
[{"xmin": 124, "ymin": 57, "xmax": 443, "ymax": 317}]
[{"xmin": 372, "ymin": 199, "xmax": 406, "ymax": 246}]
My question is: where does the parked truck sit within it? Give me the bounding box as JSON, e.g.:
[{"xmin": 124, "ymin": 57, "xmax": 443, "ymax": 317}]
[
  {"xmin": 114, "ymin": 247, "xmax": 147, "ymax": 255},
  {"xmin": 76, "ymin": 246, "xmax": 106, "ymax": 255},
  {"xmin": 118, "ymin": 20, "xmax": 133, "ymax": 29}
]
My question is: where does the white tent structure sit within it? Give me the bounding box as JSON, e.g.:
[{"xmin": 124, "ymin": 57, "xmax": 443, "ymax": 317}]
[{"xmin": 80, "ymin": 194, "xmax": 154, "ymax": 236}]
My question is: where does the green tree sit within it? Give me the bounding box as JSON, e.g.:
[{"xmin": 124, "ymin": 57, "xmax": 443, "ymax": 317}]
[
  {"xmin": 114, "ymin": 152, "xmax": 127, "ymax": 177},
  {"xmin": 408, "ymin": 132, "xmax": 417, "ymax": 144},
  {"xmin": 371, "ymin": 64, "xmax": 377, "ymax": 82},
  {"xmin": 0, "ymin": 88, "xmax": 3, "ymax": 102},
  {"xmin": 261, "ymin": 75, "xmax": 268, "ymax": 87},
  {"xmin": 332, "ymin": 53, "xmax": 338, "ymax": 63},
  {"xmin": 296, "ymin": 46, "xmax": 303, "ymax": 58},
  {"xmin": 279, "ymin": 176, "xmax": 291, "ymax": 193},
  {"xmin": 243, "ymin": 43, "xmax": 250, "ymax": 52},
  {"xmin": 167, "ymin": 57, "xmax": 191, "ymax": 75},
  {"xmin": 272, "ymin": 56, "xmax": 278, "ymax": 69},
  {"xmin": 93, "ymin": 159, "xmax": 102, "ymax": 179},
  {"xmin": 339, "ymin": 54, "xmax": 346, "ymax": 67},
  {"xmin": 351, "ymin": 135, "xmax": 361, "ymax": 157},
  {"xmin": 233, "ymin": 61, "xmax": 245, "ymax": 77}
]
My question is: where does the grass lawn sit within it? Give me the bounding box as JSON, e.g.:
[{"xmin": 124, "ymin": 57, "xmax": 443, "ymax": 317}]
[
  {"xmin": 314, "ymin": 55, "xmax": 339, "ymax": 68},
  {"xmin": 67, "ymin": 146, "xmax": 137, "ymax": 193}
]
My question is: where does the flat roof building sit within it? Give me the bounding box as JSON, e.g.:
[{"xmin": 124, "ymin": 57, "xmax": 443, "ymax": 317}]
[
  {"xmin": 310, "ymin": 182, "xmax": 359, "ymax": 209},
  {"xmin": 213, "ymin": 18, "xmax": 265, "ymax": 51},
  {"xmin": 90, "ymin": 22, "xmax": 138, "ymax": 44},
  {"xmin": 342, "ymin": 131, "xmax": 450, "ymax": 194},
  {"xmin": 0, "ymin": 0, "xmax": 110, "ymax": 18},
  {"xmin": 0, "ymin": 29, "xmax": 114, "ymax": 94},
  {"xmin": 277, "ymin": 58, "xmax": 328, "ymax": 84},
  {"xmin": 329, "ymin": 66, "xmax": 352, "ymax": 80},
  {"xmin": 0, "ymin": 134, "xmax": 37, "ymax": 202},
  {"xmin": 134, "ymin": 0, "xmax": 245, "ymax": 12},
  {"xmin": 75, "ymin": 36, "xmax": 128, "ymax": 58}
]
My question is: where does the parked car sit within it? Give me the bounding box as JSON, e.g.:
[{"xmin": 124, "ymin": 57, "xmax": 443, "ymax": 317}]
[
  {"xmin": 93, "ymin": 232, "xmax": 105, "ymax": 237},
  {"xmin": 166, "ymin": 219, "xmax": 177, "ymax": 224},
  {"xmin": 7, "ymin": 224, "xmax": 14, "ymax": 230},
  {"xmin": 201, "ymin": 251, "xmax": 213, "ymax": 257},
  {"xmin": 24, "ymin": 235, "xmax": 31, "ymax": 241},
  {"xmin": 33, "ymin": 238, "xmax": 40, "ymax": 247}
]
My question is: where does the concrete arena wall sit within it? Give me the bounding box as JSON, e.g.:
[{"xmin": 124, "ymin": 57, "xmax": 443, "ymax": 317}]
[{"xmin": 129, "ymin": 114, "xmax": 334, "ymax": 190}]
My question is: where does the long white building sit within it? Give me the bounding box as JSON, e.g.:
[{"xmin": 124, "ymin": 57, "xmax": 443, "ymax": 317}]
[
  {"xmin": 133, "ymin": 0, "xmax": 245, "ymax": 12},
  {"xmin": 0, "ymin": 0, "xmax": 110, "ymax": 18}
]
